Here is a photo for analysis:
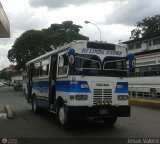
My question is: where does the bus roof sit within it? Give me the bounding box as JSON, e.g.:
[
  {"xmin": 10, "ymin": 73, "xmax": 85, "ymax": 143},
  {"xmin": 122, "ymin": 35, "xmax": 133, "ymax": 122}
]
[{"xmin": 26, "ymin": 40, "xmax": 126, "ymax": 65}]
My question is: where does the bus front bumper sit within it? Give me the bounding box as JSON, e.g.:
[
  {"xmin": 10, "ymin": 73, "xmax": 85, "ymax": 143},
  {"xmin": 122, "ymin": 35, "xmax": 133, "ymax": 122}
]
[{"xmin": 67, "ymin": 105, "xmax": 130, "ymax": 117}]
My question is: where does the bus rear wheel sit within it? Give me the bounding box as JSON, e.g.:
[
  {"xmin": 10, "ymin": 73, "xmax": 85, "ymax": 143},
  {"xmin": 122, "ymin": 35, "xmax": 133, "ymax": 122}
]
[
  {"xmin": 57, "ymin": 103, "xmax": 71, "ymax": 129},
  {"xmin": 103, "ymin": 117, "xmax": 117, "ymax": 126}
]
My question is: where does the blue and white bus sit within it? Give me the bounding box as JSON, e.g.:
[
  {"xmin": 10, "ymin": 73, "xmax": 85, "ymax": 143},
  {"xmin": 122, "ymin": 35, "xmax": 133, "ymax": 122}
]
[{"xmin": 26, "ymin": 40, "xmax": 134, "ymax": 128}]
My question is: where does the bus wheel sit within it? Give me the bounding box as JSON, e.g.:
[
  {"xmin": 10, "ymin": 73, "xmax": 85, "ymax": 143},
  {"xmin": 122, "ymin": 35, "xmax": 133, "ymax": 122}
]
[
  {"xmin": 57, "ymin": 103, "xmax": 71, "ymax": 129},
  {"xmin": 103, "ymin": 117, "xmax": 117, "ymax": 126}
]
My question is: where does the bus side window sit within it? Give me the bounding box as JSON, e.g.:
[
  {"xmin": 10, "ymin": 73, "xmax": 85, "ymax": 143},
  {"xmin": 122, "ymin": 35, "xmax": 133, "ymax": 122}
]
[
  {"xmin": 58, "ymin": 55, "xmax": 68, "ymax": 76},
  {"xmin": 40, "ymin": 58, "xmax": 50, "ymax": 77},
  {"xmin": 33, "ymin": 61, "xmax": 40, "ymax": 77}
]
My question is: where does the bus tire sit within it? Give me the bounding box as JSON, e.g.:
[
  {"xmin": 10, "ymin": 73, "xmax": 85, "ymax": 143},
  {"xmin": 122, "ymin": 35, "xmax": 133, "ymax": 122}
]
[
  {"xmin": 32, "ymin": 95, "xmax": 40, "ymax": 114},
  {"xmin": 103, "ymin": 117, "xmax": 117, "ymax": 126},
  {"xmin": 56, "ymin": 102, "xmax": 71, "ymax": 129}
]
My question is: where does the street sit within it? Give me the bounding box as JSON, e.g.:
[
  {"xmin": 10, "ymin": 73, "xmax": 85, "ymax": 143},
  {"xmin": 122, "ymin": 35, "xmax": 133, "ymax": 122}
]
[{"xmin": 0, "ymin": 86, "xmax": 160, "ymax": 142}]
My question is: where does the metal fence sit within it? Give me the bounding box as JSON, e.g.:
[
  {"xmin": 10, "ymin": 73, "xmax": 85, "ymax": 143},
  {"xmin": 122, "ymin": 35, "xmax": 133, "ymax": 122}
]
[{"xmin": 129, "ymin": 87, "xmax": 160, "ymax": 101}]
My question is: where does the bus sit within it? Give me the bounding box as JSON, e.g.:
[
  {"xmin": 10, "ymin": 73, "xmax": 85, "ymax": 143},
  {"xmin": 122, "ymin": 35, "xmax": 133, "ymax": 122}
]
[
  {"xmin": 128, "ymin": 50, "xmax": 160, "ymax": 100},
  {"xmin": 26, "ymin": 40, "xmax": 134, "ymax": 128}
]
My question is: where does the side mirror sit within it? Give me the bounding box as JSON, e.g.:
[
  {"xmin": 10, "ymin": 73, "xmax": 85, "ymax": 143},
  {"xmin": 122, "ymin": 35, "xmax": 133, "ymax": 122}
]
[{"xmin": 127, "ymin": 53, "xmax": 136, "ymax": 72}]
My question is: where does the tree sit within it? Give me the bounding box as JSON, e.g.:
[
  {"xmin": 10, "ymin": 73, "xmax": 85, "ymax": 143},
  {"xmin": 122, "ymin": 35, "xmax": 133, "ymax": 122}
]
[
  {"xmin": 8, "ymin": 30, "xmax": 49, "ymax": 69},
  {"xmin": 130, "ymin": 15, "xmax": 160, "ymax": 39},
  {"xmin": 48, "ymin": 21, "xmax": 82, "ymax": 33},
  {"xmin": 8, "ymin": 21, "xmax": 88, "ymax": 69}
]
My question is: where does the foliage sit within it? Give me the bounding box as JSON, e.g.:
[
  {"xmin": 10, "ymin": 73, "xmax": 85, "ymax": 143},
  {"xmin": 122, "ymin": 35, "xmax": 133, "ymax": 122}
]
[
  {"xmin": 0, "ymin": 71, "xmax": 15, "ymax": 80},
  {"xmin": 48, "ymin": 21, "xmax": 82, "ymax": 33},
  {"xmin": 130, "ymin": 15, "xmax": 160, "ymax": 39},
  {"xmin": 8, "ymin": 30, "xmax": 49, "ymax": 69},
  {"xmin": 8, "ymin": 21, "xmax": 88, "ymax": 69}
]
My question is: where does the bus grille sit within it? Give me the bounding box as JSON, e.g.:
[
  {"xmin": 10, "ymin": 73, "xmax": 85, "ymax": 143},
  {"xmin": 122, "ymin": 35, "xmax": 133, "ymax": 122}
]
[{"xmin": 93, "ymin": 89, "xmax": 112, "ymax": 105}]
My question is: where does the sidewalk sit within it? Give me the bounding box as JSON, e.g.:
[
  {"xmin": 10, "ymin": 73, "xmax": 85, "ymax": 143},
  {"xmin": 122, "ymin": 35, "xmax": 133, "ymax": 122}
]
[{"xmin": 129, "ymin": 98, "xmax": 160, "ymax": 109}]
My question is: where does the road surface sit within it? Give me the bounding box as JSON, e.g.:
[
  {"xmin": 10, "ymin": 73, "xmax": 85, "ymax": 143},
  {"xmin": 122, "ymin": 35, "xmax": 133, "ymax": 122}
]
[{"xmin": 0, "ymin": 86, "xmax": 160, "ymax": 143}]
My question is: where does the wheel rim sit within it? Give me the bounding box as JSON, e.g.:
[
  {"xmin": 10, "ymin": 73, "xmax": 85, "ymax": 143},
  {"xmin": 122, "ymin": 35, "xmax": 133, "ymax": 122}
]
[{"xmin": 59, "ymin": 106, "xmax": 65, "ymax": 124}]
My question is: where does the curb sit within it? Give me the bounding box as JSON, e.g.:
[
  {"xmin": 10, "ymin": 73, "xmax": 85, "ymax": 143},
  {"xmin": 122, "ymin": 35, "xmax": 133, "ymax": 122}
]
[
  {"xmin": 4, "ymin": 105, "xmax": 14, "ymax": 119},
  {"xmin": 129, "ymin": 98, "xmax": 160, "ymax": 109}
]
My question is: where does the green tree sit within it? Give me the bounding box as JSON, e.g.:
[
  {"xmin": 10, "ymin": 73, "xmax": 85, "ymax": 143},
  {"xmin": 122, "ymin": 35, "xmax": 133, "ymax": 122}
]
[
  {"xmin": 48, "ymin": 21, "xmax": 82, "ymax": 33},
  {"xmin": 8, "ymin": 30, "xmax": 49, "ymax": 69},
  {"xmin": 8, "ymin": 21, "xmax": 88, "ymax": 69},
  {"xmin": 130, "ymin": 15, "xmax": 160, "ymax": 39}
]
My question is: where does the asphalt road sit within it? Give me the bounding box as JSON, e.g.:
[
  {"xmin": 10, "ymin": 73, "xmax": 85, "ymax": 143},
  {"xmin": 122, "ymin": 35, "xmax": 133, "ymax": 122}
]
[{"xmin": 0, "ymin": 86, "xmax": 160, "ymax": 143}]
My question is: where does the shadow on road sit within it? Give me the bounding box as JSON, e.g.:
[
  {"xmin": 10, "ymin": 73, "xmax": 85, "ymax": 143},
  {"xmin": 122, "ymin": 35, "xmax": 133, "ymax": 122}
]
[{"xmin": 26, "ymin": 109, "xmax": 118, "ymax": 131}]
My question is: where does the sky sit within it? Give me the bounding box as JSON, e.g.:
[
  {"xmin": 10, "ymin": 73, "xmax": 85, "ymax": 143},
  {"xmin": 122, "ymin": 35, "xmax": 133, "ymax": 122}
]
[{"xmin": 0, "ymin": 0, "xmax": 160, "ymax": 70}]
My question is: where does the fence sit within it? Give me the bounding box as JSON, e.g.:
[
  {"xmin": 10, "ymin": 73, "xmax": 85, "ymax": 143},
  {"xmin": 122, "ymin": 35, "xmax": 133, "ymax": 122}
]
[{"xmin": 129, "ymin": 86, "xmax": 160, "ymax": 101}]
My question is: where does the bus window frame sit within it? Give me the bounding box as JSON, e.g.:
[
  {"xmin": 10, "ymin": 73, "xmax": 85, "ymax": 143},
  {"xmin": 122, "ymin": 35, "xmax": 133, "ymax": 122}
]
[
  {"xmin": 57, "ymin": 51, "xmax": 69, "ymax": 78},
  {"xmin": 32, "ymin": 61, "xmax": 41, "ymax": 78},
  {"xmin": 39, "ymin": 57, "xmax": 51, "ymax": 78},
  {"xmin": 75, "ymin": 56, "xmax": 101, "ymax": 70},
  {"xmin": 103, "ymin": 59, "xmax": 126, "ymax": 71}
]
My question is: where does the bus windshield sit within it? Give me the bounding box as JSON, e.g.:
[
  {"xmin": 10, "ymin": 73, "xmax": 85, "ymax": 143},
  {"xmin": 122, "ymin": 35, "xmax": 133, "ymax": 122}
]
[{"xmin": 69, "ymin": 54, "xmax": 127, "ymax": 77}]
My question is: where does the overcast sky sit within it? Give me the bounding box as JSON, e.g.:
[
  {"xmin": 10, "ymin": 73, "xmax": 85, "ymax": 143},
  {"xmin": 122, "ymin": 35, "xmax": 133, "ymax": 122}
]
[{"xmin": 0, "ymin": 0, "xmax": 160, "ymax": 70}]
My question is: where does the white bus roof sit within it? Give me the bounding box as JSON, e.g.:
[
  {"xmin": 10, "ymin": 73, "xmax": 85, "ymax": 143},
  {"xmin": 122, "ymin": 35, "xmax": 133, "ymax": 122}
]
[{"xmin": 26, "ymin": 40, "xmax": 126, "ymax": 65}]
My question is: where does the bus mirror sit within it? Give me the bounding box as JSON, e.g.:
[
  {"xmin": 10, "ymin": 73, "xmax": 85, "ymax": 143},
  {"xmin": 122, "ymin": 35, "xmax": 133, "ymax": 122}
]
[
  {"xmin": 69, "ymin": 55, "xmax": 74, "ymax": 65},
  {"xmin": 68, "ymin": 48, "xmax": 75, "ymax": 67},
  {"xmin": 127, "ymin": 53, "xmax": 136, "ymax": 72}
]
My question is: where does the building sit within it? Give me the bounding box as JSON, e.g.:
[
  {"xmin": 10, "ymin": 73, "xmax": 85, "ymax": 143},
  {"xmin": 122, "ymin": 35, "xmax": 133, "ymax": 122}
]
[
  {"xmin": 2, "ymin": 65, "xmax": 17, "ymax": 73},
  {"xmin": 123, "ymin": 36, "xmax": 160, "ymax": 69},
  {"xmin": 123, "ymin": 36, "xmax": 160, "ymax": 99},
  {"xmin": 123, "ymin": 36, "xmax": 160, "ymax": 74},
  {"xmin": 0, "ymin": 2, "xmax": 10, "ymax": 38}
]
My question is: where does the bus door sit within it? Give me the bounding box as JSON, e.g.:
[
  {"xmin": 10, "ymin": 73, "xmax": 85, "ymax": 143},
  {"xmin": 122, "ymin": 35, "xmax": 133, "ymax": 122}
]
[{"xmin": 49, "ymin": 54, "xmax": 58, "ymax": 110}]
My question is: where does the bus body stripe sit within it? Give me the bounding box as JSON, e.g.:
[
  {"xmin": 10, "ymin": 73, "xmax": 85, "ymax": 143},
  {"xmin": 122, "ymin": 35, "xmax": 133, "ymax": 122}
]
[
  {"xmin": 56, "ymin": 81, "xmax": 91, "ymax": 93},
  {"xmin": 32, "ymin": 81, "xmax": 91, "ymax": 93},
  {"xmin": 114, "ymin": 82, "xmax": 128, "ymax": 93}
]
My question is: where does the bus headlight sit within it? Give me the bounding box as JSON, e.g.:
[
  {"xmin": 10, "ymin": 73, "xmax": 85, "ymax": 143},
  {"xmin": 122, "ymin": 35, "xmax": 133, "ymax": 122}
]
[
  {"xmin": 75, "ymin": 95, "xmax": 88, "ymax": 100},
  {"xmin": 81, "ymin": 84, "xmax": 89, "ymax": 88},
  {"xmin": 118, "ymin": 95, "xmax": 128, "ymax": 100},
  {"xmin": 116, "ymin": 85, "xmax": 124, "ymax": 89}
]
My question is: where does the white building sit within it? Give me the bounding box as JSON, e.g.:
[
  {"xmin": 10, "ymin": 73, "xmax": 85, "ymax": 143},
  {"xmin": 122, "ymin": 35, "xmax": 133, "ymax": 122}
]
[{"xmin": 123, "ymin": 36, "xmax": 160, "ymax": 99}]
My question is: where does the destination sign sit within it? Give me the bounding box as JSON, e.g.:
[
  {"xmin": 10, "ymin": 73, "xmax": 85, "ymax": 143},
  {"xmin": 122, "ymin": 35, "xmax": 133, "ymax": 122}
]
[{"xmin": 81, "ymin": 48, "xmax": 122, "ymax": 56}]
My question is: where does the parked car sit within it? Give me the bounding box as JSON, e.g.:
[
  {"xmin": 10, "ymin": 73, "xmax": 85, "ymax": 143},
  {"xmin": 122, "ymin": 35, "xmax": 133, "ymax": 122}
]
[
  {"xmin": 5, "ymin": 80, "xmax": 11, "ymax": 86},
  {"xmin": 13, "ymin": 80, "xmax": 22, "ymax": 91},
  {"xmin": 0, "ymin": 82, "xmax": 5, "ymax": 87}
]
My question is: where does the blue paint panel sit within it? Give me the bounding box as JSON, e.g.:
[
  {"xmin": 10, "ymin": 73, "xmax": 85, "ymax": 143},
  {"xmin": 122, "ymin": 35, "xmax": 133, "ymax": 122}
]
[
  {"xmin": 32, "ymin": 81, "xmax": 49, "ymax": 93},
  {"xmin": 114, "ymin": 82, "xmax": 128, "ymax": 93},
  {"xmin": 32, "ymin": 80, "xmax": 91, "ymax": 93},
  {"xmin": 56, "ymin": 81, "xmax": 91, "ymax": 93}
]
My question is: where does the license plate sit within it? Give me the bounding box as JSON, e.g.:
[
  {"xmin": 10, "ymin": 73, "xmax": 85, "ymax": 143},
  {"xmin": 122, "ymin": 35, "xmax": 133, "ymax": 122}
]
[{"xmin": 99, "ymin": 109, "xmax": 108, "ymax": 114}]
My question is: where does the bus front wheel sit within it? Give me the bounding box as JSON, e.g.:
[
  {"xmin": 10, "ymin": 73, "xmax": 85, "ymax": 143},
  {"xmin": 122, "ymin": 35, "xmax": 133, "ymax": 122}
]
[{"xmin": 57, "ymin": 103, "xmax": 71, "ymax": 129}]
